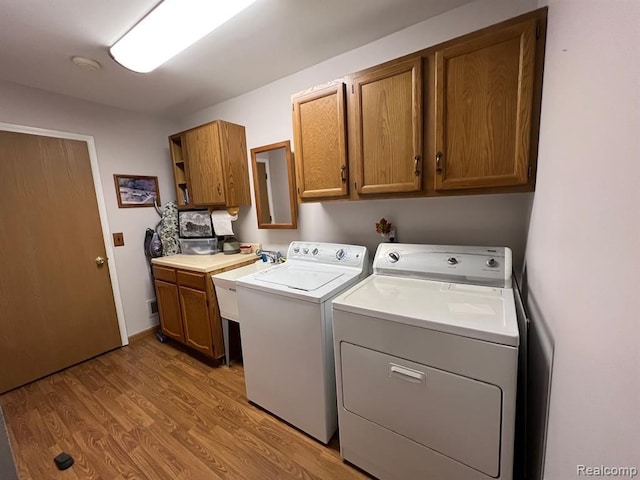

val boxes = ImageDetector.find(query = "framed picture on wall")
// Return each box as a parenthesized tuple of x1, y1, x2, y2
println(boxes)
(113, 174, 160, 208)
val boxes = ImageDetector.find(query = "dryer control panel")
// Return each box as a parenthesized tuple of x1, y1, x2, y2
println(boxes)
(287, 242, 368, 269)
(373, 244, 512, 288)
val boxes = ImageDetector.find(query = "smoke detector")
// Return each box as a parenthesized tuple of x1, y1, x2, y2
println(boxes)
(71, 56, 102, 72)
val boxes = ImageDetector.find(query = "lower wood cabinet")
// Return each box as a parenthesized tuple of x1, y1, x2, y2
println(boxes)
(179, 286, 213, 357)
(154, 280, 184, 342)
(152, 260, 254, 361)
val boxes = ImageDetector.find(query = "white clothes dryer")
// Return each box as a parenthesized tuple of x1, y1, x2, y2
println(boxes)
(332, 244, 519, 480)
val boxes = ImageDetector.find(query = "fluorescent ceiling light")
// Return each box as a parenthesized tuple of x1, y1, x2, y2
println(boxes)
(110, 0, 257, 73)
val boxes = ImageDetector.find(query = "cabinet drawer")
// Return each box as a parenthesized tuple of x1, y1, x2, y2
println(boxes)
(340, 342, 502, 477)
(177, 270, 207, 290)
(152, 266, 176, 283)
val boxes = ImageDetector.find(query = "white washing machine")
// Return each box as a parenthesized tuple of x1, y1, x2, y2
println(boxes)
(332, 244, 519, 480)
(237, 241, 368, 444)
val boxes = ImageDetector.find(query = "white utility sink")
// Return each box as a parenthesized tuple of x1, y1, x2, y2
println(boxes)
(212, 260, 277, 366)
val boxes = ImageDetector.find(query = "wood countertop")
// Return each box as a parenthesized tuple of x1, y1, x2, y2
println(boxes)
(151, 252, 259, 273)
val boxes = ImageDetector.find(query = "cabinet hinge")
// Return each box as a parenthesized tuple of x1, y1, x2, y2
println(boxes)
(354, 181, 357, 190)
(292, 103, 294, 111)
(351, 84, 354, 94)
(536, 22, 540, 39)
(297, 187, 300, 195)
(528, 165, 532, 178)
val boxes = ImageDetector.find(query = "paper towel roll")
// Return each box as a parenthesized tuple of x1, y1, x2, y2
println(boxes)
(211, 210, 236, 236)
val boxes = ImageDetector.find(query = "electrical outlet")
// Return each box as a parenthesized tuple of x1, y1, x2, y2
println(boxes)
(113, 232, 125, 247)
(147, 299, 158, 317)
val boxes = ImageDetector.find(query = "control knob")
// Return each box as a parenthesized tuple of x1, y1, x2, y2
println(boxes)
(293, 245, 300, 254)
(486, 258, 498, 268)
(336, 249, 346, 261)
(447, 257, 458, 265)
(303, 247, 309, 254)
(312, 248, 319, 256)
(388, 251, 400, 263)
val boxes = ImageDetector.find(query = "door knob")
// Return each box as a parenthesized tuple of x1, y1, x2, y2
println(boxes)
(95, 256, 106, 266)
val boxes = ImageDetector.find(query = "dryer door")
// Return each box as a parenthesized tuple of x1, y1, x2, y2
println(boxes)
(340, 342, 502, 477)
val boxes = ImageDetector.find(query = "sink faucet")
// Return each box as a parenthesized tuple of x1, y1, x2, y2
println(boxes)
(257, 249, 283, 263)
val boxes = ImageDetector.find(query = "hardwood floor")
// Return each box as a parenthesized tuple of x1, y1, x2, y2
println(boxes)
(0, 337, 370, 480)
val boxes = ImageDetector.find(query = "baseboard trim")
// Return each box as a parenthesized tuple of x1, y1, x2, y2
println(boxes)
(128, 325, 160, 343)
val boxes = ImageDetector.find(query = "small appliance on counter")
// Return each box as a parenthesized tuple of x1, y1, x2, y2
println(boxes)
(221, 236, 240, 255)
(178, 209, 218, 255)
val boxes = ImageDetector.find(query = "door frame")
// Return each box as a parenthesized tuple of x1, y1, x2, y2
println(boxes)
(0, 122, 128, 345)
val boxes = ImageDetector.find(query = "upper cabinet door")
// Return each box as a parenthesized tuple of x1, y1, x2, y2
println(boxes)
(434, 19, 537, 190)
(352, 57, 423, 195)
(292, 82, 348, 199)
(218, 122, 251, 208)
(184, 124, 226, 205)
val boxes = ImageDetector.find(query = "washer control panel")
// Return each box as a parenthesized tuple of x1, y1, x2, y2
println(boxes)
(287, 242, 367, 268)
(375, 244, 512, 288)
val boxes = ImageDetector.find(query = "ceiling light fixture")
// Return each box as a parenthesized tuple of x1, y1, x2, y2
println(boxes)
(109, 0, 257, 74)
(71, 56, 102, 72)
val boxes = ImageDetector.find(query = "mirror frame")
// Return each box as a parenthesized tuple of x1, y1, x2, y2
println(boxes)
(250, 140, 298, 229)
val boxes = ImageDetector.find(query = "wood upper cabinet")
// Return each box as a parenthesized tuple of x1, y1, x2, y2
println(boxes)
(434, 19, 538, 190)
(289, 9, 545, 202)
(351, 56, 423, 195)
(292, 82, 348, 199)
(154, 280, 184, 343)
(169, 120, 251, 208)
(184, 124, 225, 205)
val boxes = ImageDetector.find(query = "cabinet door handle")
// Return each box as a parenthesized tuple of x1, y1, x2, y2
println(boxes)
(217, 183, 222, 195)
(413, 155, 421, 176)
(340, 165, 347, 183)
(389, 363, 426, 384)
(436, 151, 443, 174)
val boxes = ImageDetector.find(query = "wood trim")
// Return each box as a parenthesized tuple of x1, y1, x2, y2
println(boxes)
(127, 325, 160, 343)
(250, 140, 298, 229)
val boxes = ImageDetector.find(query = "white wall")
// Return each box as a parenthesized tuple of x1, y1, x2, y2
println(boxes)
(525, 0, 640, 478)
(178, 0, 539, 268)
(0, 80, 178, 337)
(267, 147, 292, 224)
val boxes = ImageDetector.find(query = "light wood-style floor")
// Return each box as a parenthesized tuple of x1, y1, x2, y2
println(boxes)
(0, 336, 370, 479)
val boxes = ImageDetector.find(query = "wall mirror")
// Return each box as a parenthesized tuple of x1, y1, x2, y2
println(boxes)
(250, 140, 297, 229)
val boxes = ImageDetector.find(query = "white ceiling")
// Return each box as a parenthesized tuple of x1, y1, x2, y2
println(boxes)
(0, 0, 472, 119)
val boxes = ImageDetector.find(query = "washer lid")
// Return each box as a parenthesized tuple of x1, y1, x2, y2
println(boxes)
(333, 275, 519, 346)
(254, 266, 344, 291)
